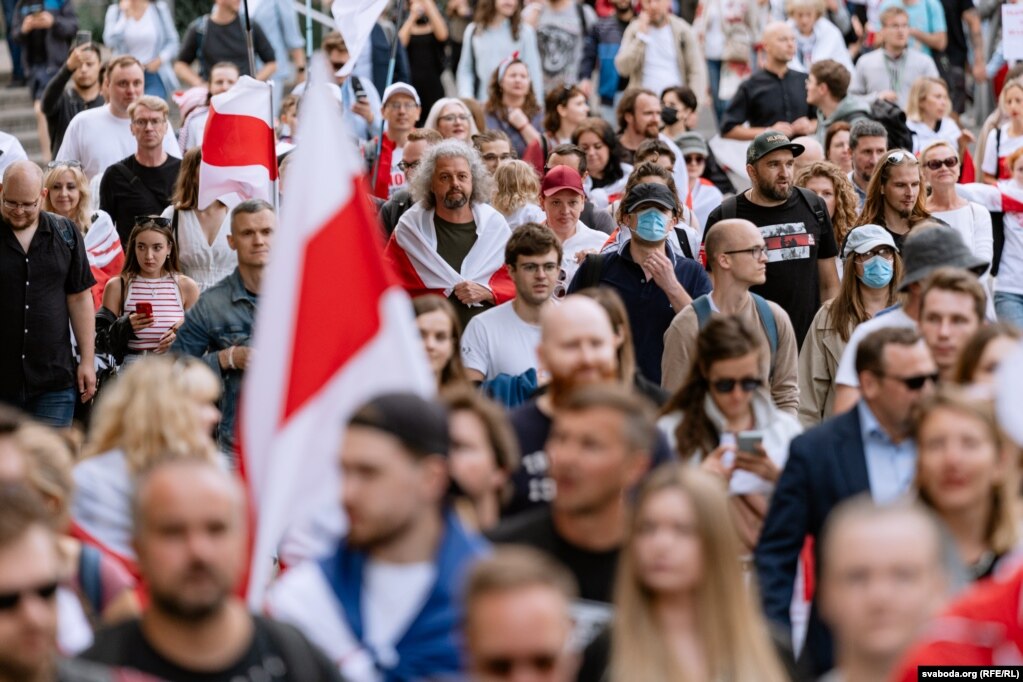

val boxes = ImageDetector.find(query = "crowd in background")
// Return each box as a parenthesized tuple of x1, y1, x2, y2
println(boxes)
(1, 0, 1023, 680)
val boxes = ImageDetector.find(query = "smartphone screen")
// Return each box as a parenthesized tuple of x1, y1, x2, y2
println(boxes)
(74, 30, 91, 47)
(135, 302, 153, 317)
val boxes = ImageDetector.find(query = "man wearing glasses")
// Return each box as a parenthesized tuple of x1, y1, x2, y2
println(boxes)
(98, 95, 181, 247)
(0, 161, 96, 427)
(662, 218, 800, 415)
(756, 325, 939, 677)
(368, 83, 422, 201)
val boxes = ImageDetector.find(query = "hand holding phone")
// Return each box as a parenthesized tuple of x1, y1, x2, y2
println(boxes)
(134, 302, 153, 318)
(736, 430, 765, 456)
(74, 30, 91, 47)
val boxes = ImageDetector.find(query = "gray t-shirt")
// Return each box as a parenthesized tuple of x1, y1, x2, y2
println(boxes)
(533, 2, 595, 92)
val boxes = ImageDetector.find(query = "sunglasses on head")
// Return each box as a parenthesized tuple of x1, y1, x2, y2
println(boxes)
(710, 377, 762, 394)
(885, 150, 919, 165)
(45, 160, 82, 170)
(134, 215, 171, 228)
(0, 581, 58, 612)
(924, 157, 958, 170)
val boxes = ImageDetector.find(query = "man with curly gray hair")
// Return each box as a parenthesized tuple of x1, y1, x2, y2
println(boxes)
(385, 140, 515, 328)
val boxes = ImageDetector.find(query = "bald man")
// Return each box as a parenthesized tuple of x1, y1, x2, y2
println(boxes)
(503, 295, 674, 515)
(721, 22, 817, 141)
(793, 136, 825, 176)
(0, 161, 96, 426)
(82, 458, 341, 681)
(662, 218, 799, 411)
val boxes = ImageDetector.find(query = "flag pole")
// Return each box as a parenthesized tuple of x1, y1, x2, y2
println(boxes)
(242, 0, 258, 78)
(369, 0, 404, 191)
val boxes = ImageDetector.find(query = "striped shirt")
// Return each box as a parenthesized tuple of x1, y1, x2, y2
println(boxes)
(124, 275, 184, 353)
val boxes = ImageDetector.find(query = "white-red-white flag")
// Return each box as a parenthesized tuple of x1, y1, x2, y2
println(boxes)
(198, 76, 277, 210)
(238, 56, 435, 607)
(332, 0, 388, 78)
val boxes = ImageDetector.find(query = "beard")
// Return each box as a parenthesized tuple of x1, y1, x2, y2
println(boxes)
(149, 562, 230, 622)
(755, 175, 791, 202)
(442, 190, 468, 209)
(547, 362, 618, 406)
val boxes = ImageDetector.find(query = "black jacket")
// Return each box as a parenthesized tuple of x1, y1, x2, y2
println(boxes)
(40, 64, 103, 153)
(10, 0, 76, 71)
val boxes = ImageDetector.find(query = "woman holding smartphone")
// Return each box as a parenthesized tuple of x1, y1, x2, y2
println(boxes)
(96, 217, 199, 365)
(658, 316, 802, 551)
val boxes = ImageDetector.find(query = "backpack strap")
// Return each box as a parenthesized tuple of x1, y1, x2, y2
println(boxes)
(751, 293, 778, 378)
(52, 215, 77, 251)
(78, 543, 104, 617)
(691, 294, 713, 328)
(794, 186, 827, 230)
(674, 228, 694, 259)
(171, 208, 180, 245)
(254, 615, 323, 680)
(720, 194, 738, 221)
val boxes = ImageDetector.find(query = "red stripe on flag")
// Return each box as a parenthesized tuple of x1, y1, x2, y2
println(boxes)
(282, 179, 392, 420)
(203, 109, 278, 179)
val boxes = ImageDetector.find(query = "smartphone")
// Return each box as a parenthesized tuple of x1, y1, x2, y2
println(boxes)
(74, 30, 91, 47)
(351, 76, 368, 102)
(135, 302, 153, 317)
(24, 3, 43, 14)
(737, 430, 765, 456)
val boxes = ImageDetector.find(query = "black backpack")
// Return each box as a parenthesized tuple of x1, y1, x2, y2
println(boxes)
(868, 99, 915, 153)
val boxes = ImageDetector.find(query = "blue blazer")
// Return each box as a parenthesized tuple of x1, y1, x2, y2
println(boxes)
(754, 406, 869, 677)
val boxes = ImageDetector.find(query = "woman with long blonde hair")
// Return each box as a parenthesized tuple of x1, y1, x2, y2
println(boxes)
(71, 356, 221, 561)
(603, 465, 789, 682)
(42, 161, 122, 309)
(492, 160, 545, 229)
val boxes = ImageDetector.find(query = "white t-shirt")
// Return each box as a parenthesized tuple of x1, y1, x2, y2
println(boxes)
(387, 145, 406, 199)
(56, 105, 182, 180)
(642, 24, 680, 92)
(504, 203, 547, 230)
(834, 306, 917, 387)
(363, 560, 435, 670)
(121, 4, 161, 64)
(982, 123, 1023, 178)
(909, 117, 962, 155)
(0, 131, 28, 175)
(461, 301, 541, 380)
(561, 221, 610, 285)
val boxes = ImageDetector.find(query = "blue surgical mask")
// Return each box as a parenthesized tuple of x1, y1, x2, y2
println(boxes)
(635, 208, 669, 242)
(858, 255, 894, 289)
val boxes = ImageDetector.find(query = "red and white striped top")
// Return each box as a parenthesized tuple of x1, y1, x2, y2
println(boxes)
(124, 275, 184, 353)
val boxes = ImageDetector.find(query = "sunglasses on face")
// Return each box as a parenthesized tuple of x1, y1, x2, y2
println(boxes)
(397, 159, 420, 173)
(0, 581, 58, 612)
(879, 372, 939, 390)
(710, 377, 762, 394)
(684, 155, 706, 164)
(134, 215, 171, 228)
(924, 157, 958, 170)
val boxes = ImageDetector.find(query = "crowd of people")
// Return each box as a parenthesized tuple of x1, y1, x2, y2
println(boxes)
(1, 0, 1023, 679)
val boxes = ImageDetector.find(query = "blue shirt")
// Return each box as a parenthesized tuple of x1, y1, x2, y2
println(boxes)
(567, 241, 712, 384)
(171, 268, 257, 456)
(858, 401, 917, 504)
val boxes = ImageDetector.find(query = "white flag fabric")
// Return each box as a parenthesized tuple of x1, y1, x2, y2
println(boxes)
(332, 0, 389, 78)
(198, 76, 277, 210)
(238, 55, 434, 607)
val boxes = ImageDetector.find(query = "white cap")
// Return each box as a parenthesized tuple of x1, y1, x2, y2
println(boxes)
(382, 82, 420, 107)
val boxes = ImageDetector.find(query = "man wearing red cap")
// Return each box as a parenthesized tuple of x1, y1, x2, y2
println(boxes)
(539, 166, 609, 289)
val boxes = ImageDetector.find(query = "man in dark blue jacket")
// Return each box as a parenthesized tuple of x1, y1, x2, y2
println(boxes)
(754, 326, 938, 677)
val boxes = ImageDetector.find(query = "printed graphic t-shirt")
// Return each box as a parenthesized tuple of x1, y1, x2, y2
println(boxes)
(706, 190, 838, 346)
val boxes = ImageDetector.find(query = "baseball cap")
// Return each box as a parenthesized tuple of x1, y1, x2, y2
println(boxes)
(382, 82, 421, 107)
(899, 224, 989, 291)
(676, 132, 709, 158)
(747, 130, 805, 165)
(842, 224, 898, 260)
(541, 166, 585, 197)
(622, 183, 678, 213)
(348, 393, 449, 456)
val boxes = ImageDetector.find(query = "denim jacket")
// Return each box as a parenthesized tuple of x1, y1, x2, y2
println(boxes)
(171, 268, 255, 455)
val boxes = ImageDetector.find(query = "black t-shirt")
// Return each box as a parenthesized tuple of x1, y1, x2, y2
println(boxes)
(705, 190, 838, 347)
(720, 69, 817, 135)
(489, 506, 619, 604)
(940, 0, 974, 67)
(505, 398, 675, 516)
(81, 616, 342, 682)
(99, 155, 181, 248)
(0, 212, 94, 400)
(178, 14, 276, 79)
